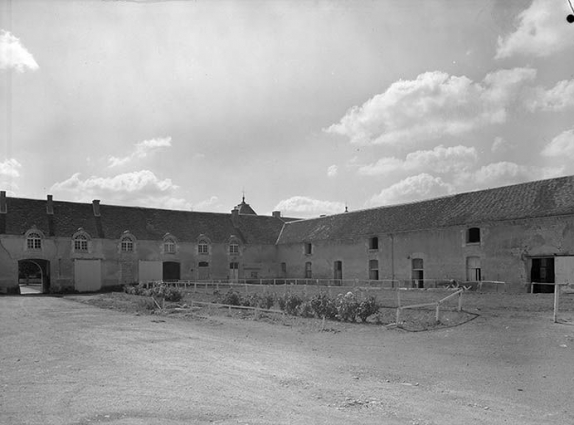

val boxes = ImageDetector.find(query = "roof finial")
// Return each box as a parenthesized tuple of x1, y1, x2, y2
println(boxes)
(345, 203, 348, 213)
(242, 187, 245, 203)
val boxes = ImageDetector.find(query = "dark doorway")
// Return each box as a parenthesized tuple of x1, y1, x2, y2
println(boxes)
(531, 257, 555, 293)
(334, 261, 343, 280)
(163, 261, 180, 282)
(18, 259, 50, 294)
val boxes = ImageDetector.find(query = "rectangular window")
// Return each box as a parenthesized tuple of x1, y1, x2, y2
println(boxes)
(229, 262, 239, 270)
(369, 237, 379, 250)
(369, 259, 379, 280)
(164, 242, 175, 254)
(229, 243, 239, 254)
(412, 258, 424, 289)
(27, 239, 41, 250)
(121, 240, 133, 252)
(305, 262, 312, 279)
(74, 239, 88, 251)
(467, 227, 481, 244)
(305, 243, 313, 255)
(198, 243, 208, 254)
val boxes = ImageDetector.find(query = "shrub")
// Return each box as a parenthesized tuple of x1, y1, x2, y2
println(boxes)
(357, 296, 380, 322)
(279, 292, 304, 316)
(297, 301, 315, 318)
(222, 290, 242, 306)
(258, 293, 275, 310)
(310, 292, 337, 319)
(336, 292, 359, 322)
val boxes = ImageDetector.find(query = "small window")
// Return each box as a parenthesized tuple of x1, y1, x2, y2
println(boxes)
(369, 259, 379, 280)
(198, 240, 209, 255)
(369, 237, 379, 250)
(121, 236, 134, 252)
(74, 234, 88, 252)
(412, 258, 424, 289)
(467, 227, 481, 244)
(164, 238, 176, 254)
(27, 232, 42, 250)
(281, 262, 287, 273)
(305, 243, 313, 255)
(229, 262, 239, 270)
(229, 242, 239, 255)
(305, 262, 312, 279)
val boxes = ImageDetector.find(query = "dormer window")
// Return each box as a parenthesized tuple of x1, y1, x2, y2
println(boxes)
(120, 232, 135, 252)
(229, 241, 239, 255)
(467, 227, 481, 244)
(27, 232, 42, 250)
(198, 239, 209, 255)
(72, 229, 91, 253)
(163, 234, 177, 254)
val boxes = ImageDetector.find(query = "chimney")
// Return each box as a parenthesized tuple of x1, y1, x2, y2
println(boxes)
(0, 191, 6, 214)
(272, 211, 281, 218)
(231, 207, 239, 226)
(92, 199, 101, 217)
(46, 195, 54, 215)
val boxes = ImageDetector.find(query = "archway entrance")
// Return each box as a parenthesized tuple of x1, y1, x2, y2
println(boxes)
(18, 259, 50, 294)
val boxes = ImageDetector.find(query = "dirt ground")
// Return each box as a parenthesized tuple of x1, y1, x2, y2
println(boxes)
(1, 291, 573, 425)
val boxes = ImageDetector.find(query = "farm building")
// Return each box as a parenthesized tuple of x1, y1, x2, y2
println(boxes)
(1, 175, 574, 294)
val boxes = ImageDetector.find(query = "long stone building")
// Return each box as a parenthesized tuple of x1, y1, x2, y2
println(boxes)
(2, 175, 574, 294)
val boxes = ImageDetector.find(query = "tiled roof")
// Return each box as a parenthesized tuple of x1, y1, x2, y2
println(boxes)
(1, 197, 288, 244)
(277, 175, 574, 244)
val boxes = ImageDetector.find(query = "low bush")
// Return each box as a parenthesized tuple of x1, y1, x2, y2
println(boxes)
(357, 296, 380, 322)
(278, 292, 304, 316)
(221, 290, 242, 306)
(310, 292, 337, 319)
(297, 300, 314, 318)
(336, 292, 359, 322)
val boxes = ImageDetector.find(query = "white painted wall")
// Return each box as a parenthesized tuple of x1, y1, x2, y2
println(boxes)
(74, 260, 102, 292)
(138, 260, 162, 283)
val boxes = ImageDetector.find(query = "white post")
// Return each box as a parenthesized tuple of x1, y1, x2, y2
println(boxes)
(458, 290, 463, 312)
(435, 302, 440, 323)
(554, 283, 560, 323)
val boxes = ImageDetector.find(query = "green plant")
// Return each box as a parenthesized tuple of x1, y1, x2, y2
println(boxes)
(357, 296, 380, 322)
(336, 292, 359, 322)
(310, 292, 337, 319)
(222, 290, 242, 306)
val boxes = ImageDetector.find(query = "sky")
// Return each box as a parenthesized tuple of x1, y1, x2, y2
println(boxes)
(1, 0, 574, 218)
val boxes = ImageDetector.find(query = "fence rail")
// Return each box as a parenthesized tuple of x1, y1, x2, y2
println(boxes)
(395, 289, 464, 327)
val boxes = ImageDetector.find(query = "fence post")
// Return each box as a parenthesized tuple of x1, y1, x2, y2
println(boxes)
(194, 282, 197, 293)
(435, 302, 440, 323)
(396, 307, 401, 326)
(554, 284, 560, 323)
(458, 290, 463, 312)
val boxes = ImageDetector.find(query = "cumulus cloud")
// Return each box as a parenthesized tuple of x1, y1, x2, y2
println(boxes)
(108, 136, 172, 168)
(0, 30, 39, 72)
(541, 129, 574, 159)
(274, 196, 345, 217)
(526, 78, 574, 112)
(367, 173, 455, 207)
(326, 68, 536, 146)
(327, 165, 338, 178)
(194, 196, 220, 211)
(0, 158, 21, 178)
(50, 170, 194, 210)
(491, 137, 514, 154)
(358, 145, 477, 176)
(470, 161, 564, 187)
(496, 0, 573, 59)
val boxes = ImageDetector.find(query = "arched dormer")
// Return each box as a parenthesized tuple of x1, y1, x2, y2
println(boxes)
(197, 234, 211, 255)
(228, 235, 240, 256)
(24, 226, 44, 251)
(72, 228, 91, 253)
(119, 231, 136, 253)
(162, 233, 177, 254)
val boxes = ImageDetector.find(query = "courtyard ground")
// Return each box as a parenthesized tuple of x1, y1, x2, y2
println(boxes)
(1, 291, 573, 425)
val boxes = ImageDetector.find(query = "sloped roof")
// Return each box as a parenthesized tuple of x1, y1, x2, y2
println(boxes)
(235, 197, 257, 215)
(277, 175, 574, 244)
(1, 197, 287, 244)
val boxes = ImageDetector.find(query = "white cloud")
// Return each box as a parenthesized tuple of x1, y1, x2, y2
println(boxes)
(194, 196, 220, 211)
(0, 30, 39, 72)
(541, 129, 574, 158)
(327, 165, 338, 178)
(471, 161, 564, 186)
(358, 145, 478, 176)
(526, 78, 574, 111)
(326, 68, 536, 146)
(491, 137, 514, 154)
(0, 158, 21, 178)
(367, 173, 455, 207)
(108, 136, 172, 168)
(274, 196, 345, 217)
(496, 0, 573, 59)
(50, 170, 193, 210)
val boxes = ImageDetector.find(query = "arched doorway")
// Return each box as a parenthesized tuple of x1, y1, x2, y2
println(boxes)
(163, 261, 181, 282)
(18, 259, 50, 294)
